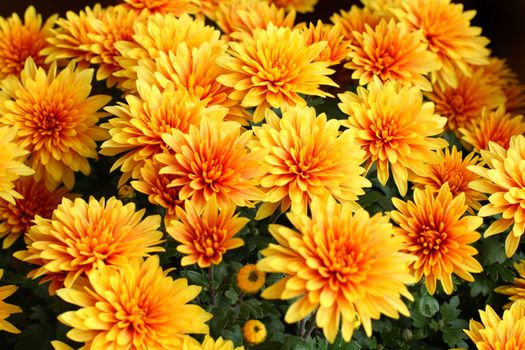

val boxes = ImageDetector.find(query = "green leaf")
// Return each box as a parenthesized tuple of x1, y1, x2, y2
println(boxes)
(418, 295, 440, 318)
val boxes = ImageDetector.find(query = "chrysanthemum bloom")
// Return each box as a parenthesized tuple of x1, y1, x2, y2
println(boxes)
(117, 184, 135, 200)
(236, 264, 266, 294)
(495, 260, 525, 309)
(101, 83, 214, 185)
(469, 135, 525, 257)
(346, 19, 440, 91)
(268, 0, 317, 13)
(339, 78, 448, 196)
(217, 23, 337, 122)
(390, 185, 483, 295)
(215, 0, 295, 40)
(392, 0, 490, 89)
(459, 105, 525, 152)
(14, 196, 164, 291)
(258, 198, 414, 342)
(465, 301, 525, 349)
(0, 269, 22, 334)
(0, 176, 69, 249)
(122, 0, 200, 15)
(0, 59, 110, 191)
(157, 118, 265, 211)
(330, 6, 382, 43)
(250, 105, 370, 218)
(166, 198, 247, 267)
(411, 146, 486, 213)
(301, 21, 350, 66)
(242, 320, 267, 345)
(0, 6, 56, 80)
(115, 13, 226, 91)
(481, 58, 525, 115)
(183, 335, 244, 350)
(57, 255, 212, 349)
(0, 126, 33, 205)
(136, 43, 249, 124)
(426, 67, 506, 132)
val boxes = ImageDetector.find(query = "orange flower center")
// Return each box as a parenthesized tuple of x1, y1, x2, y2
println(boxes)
(373, 52, 395, 75)
(318, 239, 365, 288)
(450, 95, 464, 114)
(444, 169, 465, 194)
(418, 224, 448, 255)
(194, 226, 226, 258)
(115, 294, 150, 334)
(287, 152, 318, 179)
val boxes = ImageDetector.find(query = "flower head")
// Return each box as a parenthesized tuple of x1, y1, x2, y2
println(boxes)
(393, 0, 490, 88)
(0, 6, 56, 80)
(250, 105, 370, 218)
(157, 118, 265, 211)
(14, 196, 164, 292)
(459, 105, 525, 151)
(122, 0, 200, 15)
(391, 185, 483, 294)
(339, 78, 448, 196)
(0, 176, 69, 249)
(183, 335, 244, 350)
(0, 126, 33, 205)
(166, 198, 247, 268)
(301, 21, 350, 66)
(465, 301, 525, 349)
(237, 264, 266, 294)
(217, 23, 337, 122)
(411, 146, 486, 212)
(258, 198, 414, 342)
(243, 320, 267, 345)
(0, 269, 22, 334)
(57, 255, 212, 349)
(469, 135, 525, 257)
(495, 260, 525, 309)
(346, 19, 440, 90)
(330, 6, 382, 43)
(0, 59, 110, 190)
(268, 0, 317, 13)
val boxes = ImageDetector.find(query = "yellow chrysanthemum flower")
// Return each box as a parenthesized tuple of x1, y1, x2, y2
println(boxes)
(393, 0, 490, 88)
(217, 23, 337, 122)
(346, 19, 440, 91)
(242, 320, 267, 345)
(166, 198, 247, 268)
(183, 335, 244, 350)
(390, 185, 483, 295)
(250, 105, 370, 219)
(236, 264, 266, 294)
(495, 260, 525, 309)
(465, 301, 525, 349)
(411, 146, 486, 213)
(258, 198, 414, 343)
(0, 126, 33, 205)
(122, 0, 200, 15)
(268, 0, 317, 13)
(57, 255, 212, 349)
(459, 105, 525, 152)
(301, 21, 350, 66)
(0, 269, 22, 334)
(0, 176, 69, 249)
(469, 135, 525, 257)
(0, 6, 56, 80)
(330, 6, 382, 43)
(0, 59, 110, 191)
(339, 78, 448, 196)
(14, 196, 164, 293)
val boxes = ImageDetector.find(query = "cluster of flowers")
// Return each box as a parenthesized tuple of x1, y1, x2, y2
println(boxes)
(0, 0, 525, 348)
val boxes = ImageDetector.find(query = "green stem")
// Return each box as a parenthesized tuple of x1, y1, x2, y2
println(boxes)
(302, 316, 317, 339)
(208, 265, 217, 306)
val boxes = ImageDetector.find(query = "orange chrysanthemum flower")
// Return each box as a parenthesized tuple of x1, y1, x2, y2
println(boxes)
(301, 20, 350, 66)
(258, 198, 414, 342)
(495, 260, 525, 309)
(393, 0, 490, 88)
(0, 269, 22, 334)
(268, 0, 317, 13)
(215, 0, 295, 40)
(465, 301, 525, 349)
(0, 126, 33, 205)
(346, 19, 440, 90)
(136, 43, 249, 124)
(14, 196, 164, 292)
(469, 135, 525, 257)
(0, 59, 110, 191)
(426, 67, 506, 132)
(57, 255, 212, 349)
(459, 105, 525, 152)
(101, 83, 214, 185)
(411, 146, 486, 212)
(250, 105, 370, 219)
(183, 335, 244, 350)
(0, 176, 69, 249)
(242, 320, 267, 345)
(0, 6, 56, 80)
(157, 118, 265, 211)
(339, 78, 448, 196)
(237, 264, 266, 294)
(217, 23, 337, 122)
(330, 6, 382, 43)
(122, 0, 200, 15)
(167, 198, 247, 267)
(390, 185, 483, 295)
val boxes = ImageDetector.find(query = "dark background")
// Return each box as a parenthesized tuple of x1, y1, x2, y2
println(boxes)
(2, 0, 524, 81)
